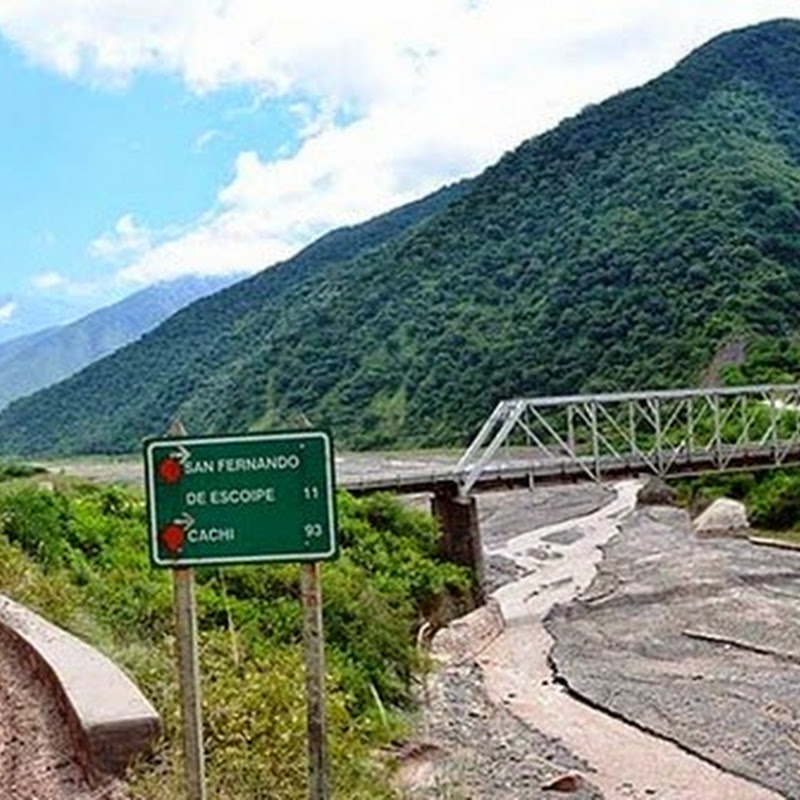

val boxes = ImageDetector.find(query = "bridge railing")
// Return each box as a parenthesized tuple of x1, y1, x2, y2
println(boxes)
(457, 384, 800, 493)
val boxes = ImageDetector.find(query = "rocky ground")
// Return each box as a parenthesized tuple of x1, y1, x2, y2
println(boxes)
(479, 485, 613, 594)
(399, 485, 611, 799)
(399, 659, 601, 799)
(547, 505, 800, 799)
(400, 483, 789, 800)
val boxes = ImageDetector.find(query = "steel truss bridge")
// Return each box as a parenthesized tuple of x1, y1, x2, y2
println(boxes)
(343, 383, 800, 496)
(340, 382, 800, 601)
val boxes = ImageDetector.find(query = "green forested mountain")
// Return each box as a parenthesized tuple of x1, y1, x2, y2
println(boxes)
(3, 19, 800, 455)
(0, 276, 236, 411)
(0, 181, 467, 453)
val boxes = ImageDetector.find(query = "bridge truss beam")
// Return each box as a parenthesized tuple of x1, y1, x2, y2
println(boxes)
(456, 384, 800, 494)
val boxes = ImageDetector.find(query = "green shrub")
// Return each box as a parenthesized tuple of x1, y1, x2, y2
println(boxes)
(747, 471, 800, 529)
(678, 468, 800, 530)
(0, 485, 71, 567)
(0, 479, 469, 798)
(0, 461, 45, 481)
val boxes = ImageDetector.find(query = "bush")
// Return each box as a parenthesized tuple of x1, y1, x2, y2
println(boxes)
(678, 469, 800, 531)
(0, 480, 470, 798)
(0, 461, 45, 482)
(0, 485, 71, 567)
(747, 471, 800, 529)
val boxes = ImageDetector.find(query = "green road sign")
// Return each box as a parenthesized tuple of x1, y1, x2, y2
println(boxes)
(144, 430, 337, 567)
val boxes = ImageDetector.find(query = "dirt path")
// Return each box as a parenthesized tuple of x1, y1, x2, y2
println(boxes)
(479, 480, 781, 799)
(0, 641, 123, 799)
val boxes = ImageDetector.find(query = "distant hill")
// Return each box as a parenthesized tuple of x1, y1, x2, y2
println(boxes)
(0, 276, 237, 410)
(0, 291, 91, 345)
(0, 182, 468, 453)
(3, 19, 800, 455)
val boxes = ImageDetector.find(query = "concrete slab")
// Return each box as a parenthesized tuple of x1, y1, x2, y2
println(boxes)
(0, 594, 160, 776)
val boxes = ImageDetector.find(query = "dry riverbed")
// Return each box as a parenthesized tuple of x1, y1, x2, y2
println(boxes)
(547, 503, 800, 799)
(402, 483, 792, 799)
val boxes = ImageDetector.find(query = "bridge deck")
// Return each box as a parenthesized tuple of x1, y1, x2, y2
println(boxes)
(341, 442, 800, 496)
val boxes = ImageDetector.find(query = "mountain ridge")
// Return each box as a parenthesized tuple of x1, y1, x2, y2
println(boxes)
(0, 180, 469, 452)
(2, 19, 800, 455)
(0, 275, 238, 410)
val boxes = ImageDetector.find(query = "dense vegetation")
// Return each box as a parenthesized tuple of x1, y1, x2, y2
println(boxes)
(3, 20, 800, 455)
(0, 473, 470, 798)
(719, 334, 800, 386)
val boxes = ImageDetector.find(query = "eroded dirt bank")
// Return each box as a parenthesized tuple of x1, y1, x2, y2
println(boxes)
(0, 637, 125, 799)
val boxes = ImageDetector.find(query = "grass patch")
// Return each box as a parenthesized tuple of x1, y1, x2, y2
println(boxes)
(0, 480, 470, 798)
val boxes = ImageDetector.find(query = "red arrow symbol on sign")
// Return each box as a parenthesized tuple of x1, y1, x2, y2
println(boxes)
(160, 514, 195, 554)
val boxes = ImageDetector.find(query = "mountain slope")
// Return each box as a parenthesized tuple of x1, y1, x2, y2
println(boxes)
(0, 276, 237, 410)
(0, 181, 468, 453)
(0, 292, 90, 346)
(2, 19, 800, 455)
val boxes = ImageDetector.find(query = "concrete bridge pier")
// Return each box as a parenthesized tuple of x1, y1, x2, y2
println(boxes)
(431, 485, 486, 606)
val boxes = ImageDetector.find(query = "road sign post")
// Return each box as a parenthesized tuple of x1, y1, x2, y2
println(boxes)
(162, 420, 206, 800)
(174, 565, 206, 800)
(144, 428, 337, 799)
(302, 562, 329, 800)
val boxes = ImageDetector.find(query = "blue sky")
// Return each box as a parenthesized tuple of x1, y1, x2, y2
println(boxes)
(0, 1, 799, 341)
(0, 43, 294, 287)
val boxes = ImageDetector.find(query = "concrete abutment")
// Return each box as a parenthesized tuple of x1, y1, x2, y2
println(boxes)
(0, 594, 161, 778)
(431, 486, 486, 606)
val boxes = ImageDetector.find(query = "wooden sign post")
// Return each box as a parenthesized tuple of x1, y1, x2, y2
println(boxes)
(166, 420, 207, 800)
(144, 426, 338, 800)
(302, 562, 329, 800)
(173, 566, 207, 800)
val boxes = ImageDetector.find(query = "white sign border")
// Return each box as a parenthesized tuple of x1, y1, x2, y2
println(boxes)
(144, 430, 337, 567)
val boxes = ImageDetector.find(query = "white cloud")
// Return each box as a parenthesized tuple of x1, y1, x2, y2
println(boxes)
(90, 214, 152, 261)
(0, 301, 17, 323)
(2, 1, 795, 99)
(3, 1, 800, 285)
(117, 209, 296, 283)
(89, 206, 294, 284)
(0, 0, 465, 96)
(193, 128, 221, 153)
(31, 271, 66, 290)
